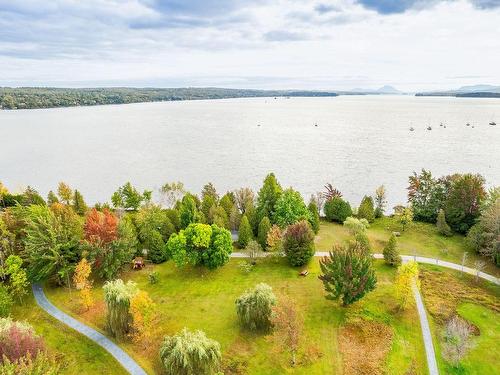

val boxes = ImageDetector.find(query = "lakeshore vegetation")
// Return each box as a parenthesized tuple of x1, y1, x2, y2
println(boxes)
(0, 170, 498, 374)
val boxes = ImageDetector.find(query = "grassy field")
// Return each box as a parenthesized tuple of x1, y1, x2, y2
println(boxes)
(10, 294, 127, 375)
(419, 265, 500, 374)
(316, 216, 499, 276)
(45, 258, 426, 374)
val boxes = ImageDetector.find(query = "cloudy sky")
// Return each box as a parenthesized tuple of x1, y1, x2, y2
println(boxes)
(1, 0, 499, 91)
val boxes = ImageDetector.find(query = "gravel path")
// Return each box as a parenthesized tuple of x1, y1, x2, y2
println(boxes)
(32, 284, 147, 375)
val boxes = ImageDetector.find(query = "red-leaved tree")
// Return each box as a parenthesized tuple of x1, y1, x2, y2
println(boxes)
(0, 321, 46, 362)
(84, 208, 118, 245)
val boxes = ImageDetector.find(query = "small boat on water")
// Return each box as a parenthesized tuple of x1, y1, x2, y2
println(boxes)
(490, 121, 497, 126)
(427, 126, 432, 131)
(466, 123, 470, 126)
(314, 123, 318, 127)
(409, 127, 414, 131)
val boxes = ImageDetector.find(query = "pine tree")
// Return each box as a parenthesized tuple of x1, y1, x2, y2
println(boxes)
(73, 190, 88, 215)
(308, 201, 320, 234)
(47, 190, 59, 205)
(238, 215, 252, 248)
(357, 196, 375, 223)
(436, 209, 452, 237)
(257, 216, 271, 249)
(383, 234, 401, 266)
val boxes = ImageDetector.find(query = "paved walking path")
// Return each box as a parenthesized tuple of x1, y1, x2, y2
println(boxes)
(32, 284, 147, 375)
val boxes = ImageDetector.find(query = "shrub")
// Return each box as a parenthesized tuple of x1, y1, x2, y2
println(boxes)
(0, 318, 45, 362)
(308, 201, 320, 234)
(0, 285, 13, 317)
(442, 316, 473, 367)
(324, 197, 352, 223)
(266, 225, 283, 253)
(436, 209, 452, 237)
(271, 297, 302, 367)
(238, 215, 252, 248)
(354, 232, 371, 254)
(148, 271, 159, 284)
(357, 196, 375, 223)
(319, 242, 376, 306)
(257, 216, 272, 249)
(273, 188, 311, 228)
(159, 328, 221, 375)
(0, 351, 59, 375)
(244, 240, 263, 264)
(383, 234, 401, 266)
(282, 220, 315, 266)
(103, 279, 137, 340)
(343, 217, 369, 235)
(235, 283, 276, 331)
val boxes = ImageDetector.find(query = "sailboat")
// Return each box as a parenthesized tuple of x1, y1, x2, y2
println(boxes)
(489, 121, 497, 126)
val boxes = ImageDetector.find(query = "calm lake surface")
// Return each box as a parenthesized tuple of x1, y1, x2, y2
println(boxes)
(1, 95, 499, 209)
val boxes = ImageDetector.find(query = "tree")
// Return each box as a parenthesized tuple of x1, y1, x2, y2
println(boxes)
(103, 279, 137, 340)
(73, 258, 93, 310)
(4, 255, 29, 303)
(273, 188, 311, 228)
(466, 199, 499, 265)
(111, 182, 151, 210)
(0, 318, 46, 362)
(322, 183, 342, 201)
(235, 283, 276, 331)
(229, 204, 241, 231)
(436, 209, 452, 237)
(395, 206, 413, 231)
(72, 190, 87, 215)
(256, 173, 282, 224)
(442, 316, 473, 367)
(0, 285, 13, 317)
(266, 225, 283, 253)
(357, 196, 375, 223)
(219, 192, 235, 217)
(201, 182, 219, 202)
(166, 223, 232, 269)
(238, 215, 252, 248)
(383, 234, 401, 266)
(201, 194, 217, 223)
(283, 220, 315, 266)
(22, 205, 81, 285)
(22, 186, 46, 206)
(343, 217, 369, 235)
(444, 173, 486, 234)
(47, 191, 59, 206)
(407, 170, 449, 223)
(324, 197, 352, 223)
(394, 261, 419, 310)
(308, 200, 320, 234)
(234, 187, 255, 214)
(84, 208, 118, 244)
(159, 328, 221, 375)
(136, 206, 175, 263)
(57, 182, 73, 204)
(271, 297, 302, 367)
(257, 216, 272, 248)
(374, 185, 387, 218)
(244, 240, 263, 264)
(160, 181, 185, 208)
(319, 242, 376, 306)
(179, 194, 199, 228)
(129, 290, 157, 348)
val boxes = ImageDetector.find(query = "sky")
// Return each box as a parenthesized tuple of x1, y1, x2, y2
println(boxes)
(1, 0, 500, 91)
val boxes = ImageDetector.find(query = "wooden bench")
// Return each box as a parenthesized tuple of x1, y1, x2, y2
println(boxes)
(300, 270, 309, 276)
(132, 257, 145, 270)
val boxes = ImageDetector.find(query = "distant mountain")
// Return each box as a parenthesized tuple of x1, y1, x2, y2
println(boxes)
(416, 84, 500, 97)
(345, 85, 402, 95)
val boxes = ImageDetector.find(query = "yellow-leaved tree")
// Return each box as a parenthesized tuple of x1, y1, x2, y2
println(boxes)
(73, 258, 93, 310)
(130, 290, 157, 347)
(394, 261, 419, 310)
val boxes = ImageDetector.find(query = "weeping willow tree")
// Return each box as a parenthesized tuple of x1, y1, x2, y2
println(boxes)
(103, 279, 137, 340)
(159, 328, 221, 375)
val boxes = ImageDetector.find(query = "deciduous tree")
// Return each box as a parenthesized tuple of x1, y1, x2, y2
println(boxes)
(236, 283, 276, 331)
(103, 279, 137, 340)
(271, 297, 302, 367)
(283, 220, 315, 266)
(383, 234, 401, 266)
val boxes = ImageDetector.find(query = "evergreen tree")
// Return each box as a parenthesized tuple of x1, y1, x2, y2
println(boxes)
(47, 190, 59, 205)
(72, 190, 88, 215)
(324, 197, 352, 223)
(357, 196, 375, 223)
(256, 173, 282, 224)
(282, 220, 315, 266)
(308, 201, 320, 234)
(257, 216, 271, 249)
(436, 209, 452, 236)
(383, 234, 401, 266)
(180, 194, 198, 228)
(374, 185, 387, 218)
(319, 242, 376, 306)
(238, 215, 252, 248)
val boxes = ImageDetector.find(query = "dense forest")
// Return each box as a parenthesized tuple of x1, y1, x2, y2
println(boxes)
(0, 87, 338, 110)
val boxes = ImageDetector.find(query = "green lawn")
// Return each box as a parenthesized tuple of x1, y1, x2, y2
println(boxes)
(316, 217, 499, 276)
(10, 294, 127, 375)
(419, 265, 500, 374)
(45, 258, 426, 374)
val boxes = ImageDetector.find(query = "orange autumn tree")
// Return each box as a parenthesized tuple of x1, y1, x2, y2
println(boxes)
(73, 258, 93, 310)
(129, 290, 157, 348)
(84, 208, 118, 245)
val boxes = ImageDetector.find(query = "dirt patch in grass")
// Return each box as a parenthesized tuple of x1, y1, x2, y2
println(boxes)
(420, 269, 500, 323)
(338, 318, 393, 375)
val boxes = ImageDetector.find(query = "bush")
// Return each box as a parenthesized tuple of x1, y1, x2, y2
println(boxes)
(383, 234, 401, 266)
(324, 197, 352, 223)
(235, 283, 276, 331)
(0, 351, 59, 375)
(159, 328, 221, 375)
(357, 196, 375, 223)
(282, 220, 315, 266)
(442, 316, 473, 367)
(103, 279, 137, 340)
(465, 199, 499, 265)
(343, 217, 369, 235)
(436, 209, 452, 237)
(0, 285, 13, 317)
(238, 215, 252, 248)
(0, 318, 45, 362)
(319, 243, 376, 306)
(148, 271, 159, 285)
(308, 201, 320, 234)
(244, 240, 262, 264)
(257, 216, 271, 249)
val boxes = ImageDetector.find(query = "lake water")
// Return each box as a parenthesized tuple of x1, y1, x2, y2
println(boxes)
(1, 95, 499, 210)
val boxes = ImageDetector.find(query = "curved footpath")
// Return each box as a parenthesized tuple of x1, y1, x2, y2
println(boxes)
(32, 254, 497, 375)
(32, 284, 147, 375)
